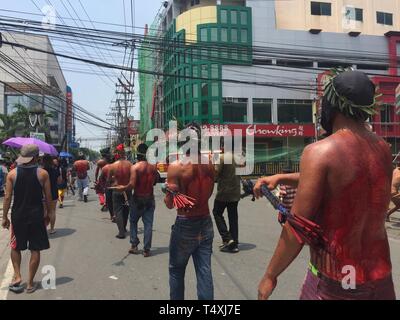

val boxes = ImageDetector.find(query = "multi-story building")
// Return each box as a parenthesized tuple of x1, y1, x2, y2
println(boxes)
(0, 31, 68, 147)
(139, 0, 400, 174)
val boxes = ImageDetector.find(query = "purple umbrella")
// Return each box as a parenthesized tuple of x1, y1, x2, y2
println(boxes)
(2, 137, 58, 156)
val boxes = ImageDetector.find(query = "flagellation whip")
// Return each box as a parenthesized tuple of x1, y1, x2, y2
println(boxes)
(241, 179, 329, 252)
(161, 184, 196, 210)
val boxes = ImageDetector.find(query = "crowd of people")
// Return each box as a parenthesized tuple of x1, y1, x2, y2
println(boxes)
(1, 69, 400, 300)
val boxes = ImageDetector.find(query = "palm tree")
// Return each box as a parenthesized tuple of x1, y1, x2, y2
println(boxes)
(0, 113, 17, 142)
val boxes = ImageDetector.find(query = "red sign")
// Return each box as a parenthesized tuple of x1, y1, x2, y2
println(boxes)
(201, 124, 315, 138)
(128, 119, 140, 135)
(66, 87, 73, 132)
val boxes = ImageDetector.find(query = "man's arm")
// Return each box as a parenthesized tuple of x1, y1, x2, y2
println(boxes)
(254, 173, 300, 198)
(164, 162, 180, 209)
(2, 171, 15, 229)
(258, 144, 327, 299)
(95, 164, 100, 181)
(41, 170, 52, 218)
(113, 165, 137, 192)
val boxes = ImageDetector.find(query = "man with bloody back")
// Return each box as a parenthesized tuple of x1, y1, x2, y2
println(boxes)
(108, 144, 132, 239)
(164, 122, 215, 300)
(254, 70, 395, 300)
(113, 143, 158, 257)
(73, 154, 90, 203)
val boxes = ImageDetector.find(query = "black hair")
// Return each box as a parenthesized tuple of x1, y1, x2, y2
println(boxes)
(137, 143, 148, 161)
(42, 154, 53, 170)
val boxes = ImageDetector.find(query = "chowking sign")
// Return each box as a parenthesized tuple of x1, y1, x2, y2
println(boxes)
(396, 84, 400, 115)
(202, 124, 315, 137)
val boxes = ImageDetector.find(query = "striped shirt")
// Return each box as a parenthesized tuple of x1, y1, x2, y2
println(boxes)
(279, 184, 297, 212)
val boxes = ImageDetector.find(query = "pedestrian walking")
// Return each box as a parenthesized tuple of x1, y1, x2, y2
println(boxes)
(42, 155, 60, 234)
(56, 158, 68, 209)
(0, 155, 8, 197)
(212, 149, 241, 253)
(112, 143, 158, 257)
(73, 154, 90, 202)
(164, 122, 215, 300)
(1, 144, 52, 294)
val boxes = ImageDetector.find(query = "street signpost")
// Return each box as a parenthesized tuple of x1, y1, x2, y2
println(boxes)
(30, 132, 46, 141)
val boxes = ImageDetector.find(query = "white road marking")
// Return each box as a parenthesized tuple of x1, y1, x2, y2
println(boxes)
(0, 259, 13, 300)
(109, 275, 118, 280)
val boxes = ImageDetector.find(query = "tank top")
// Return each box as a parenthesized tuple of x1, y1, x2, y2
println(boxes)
(11, 165, 44, 222)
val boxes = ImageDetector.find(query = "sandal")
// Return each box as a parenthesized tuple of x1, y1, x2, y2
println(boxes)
(26, 284, 38, 294)
(9, 281, 24, 294)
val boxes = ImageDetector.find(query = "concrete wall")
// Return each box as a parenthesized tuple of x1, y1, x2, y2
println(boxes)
(275, 0, 400, 36)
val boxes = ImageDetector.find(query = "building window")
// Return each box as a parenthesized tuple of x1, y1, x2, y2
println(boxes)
(253, 99, 272, 123)
(200, 28, 208, 42)
(211, 83, 219, 97)
(377, 11, 393, 26)
(231, 11, 237, 24)
(231, 28, 238, 42)
(202, 101, 209, 116)
(311, 2, 331, 16)
(212, 101, 219, 116)
(193, 102, 199, 116)
(191, 0, 200, 6)
(211, 27, 218, 42)
(221, 9, 228, 24)
(241, 29, 248, 43)
(221, 28, 228, 42)
(345, 7, 363, 22)
(222, 98, 248, 123)
(277, 99, 313, 124)
(240, 11, 247, 25)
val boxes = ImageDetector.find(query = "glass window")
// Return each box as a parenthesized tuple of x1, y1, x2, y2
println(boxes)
(193, 65, 199, 78)
(231, 28, 238, 42)
(240, 11, 247, 25)
(211, 28, 218, 42)
(193, 83, 199, 98)
(201, 65, 208, 78)
(201, 83, 209, 97)
(355, 8, 363, 22)
(200, 28, 208, 42)
(211, 64, 219, 79)
(377, 12, 393, 25)
(222, 98, 248, 123)
(193, 102, 199, 116)
(241, 29, 248, 43)
(185, 103, 190, 118)
(221, 28, 228, 42)
(253, 99, 272, 123)
(277, 99, 313, 123)
(231, 11, 237, 24)
(212, 101, 219, 116)
(311, 2, 331, 16)
(231, 48, 238, 61)
(221, 9, 228, 23)
(202, 101, 209, 116)
(211, 83, 219, 97)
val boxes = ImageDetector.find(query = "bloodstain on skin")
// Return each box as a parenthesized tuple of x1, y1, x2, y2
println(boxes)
(113, 160, 132, 186)
(311, 130, 392, 284)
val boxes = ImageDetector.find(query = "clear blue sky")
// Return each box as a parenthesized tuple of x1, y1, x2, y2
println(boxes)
(0, 0, 162, 150)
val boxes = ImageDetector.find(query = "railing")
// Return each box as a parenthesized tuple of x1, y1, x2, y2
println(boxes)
(252, 161, 300, 176)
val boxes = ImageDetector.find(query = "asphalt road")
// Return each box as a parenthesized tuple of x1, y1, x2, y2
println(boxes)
(0, 181, 399, 300)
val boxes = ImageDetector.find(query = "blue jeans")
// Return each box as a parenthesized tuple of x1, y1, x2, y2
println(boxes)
(169, 215, 214, 300)
(130, 196, 155, 251)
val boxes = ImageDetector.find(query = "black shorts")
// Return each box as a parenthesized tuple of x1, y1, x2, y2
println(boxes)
(13, 219, 50, 251)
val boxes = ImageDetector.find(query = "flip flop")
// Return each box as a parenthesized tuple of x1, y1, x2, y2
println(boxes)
(26, 284, 38, 294)
(9, 282, 24, 294)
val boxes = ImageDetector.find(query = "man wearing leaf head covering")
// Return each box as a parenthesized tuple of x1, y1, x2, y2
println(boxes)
(254, 69, 395, 300)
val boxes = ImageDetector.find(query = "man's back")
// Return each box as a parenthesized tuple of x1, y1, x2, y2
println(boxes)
(74, 160, 89, 179)
(312, 129, 392, 283)
(133, 161, 157, 197)
(169, 155, 215, 217)
(111, 160, 131, 186)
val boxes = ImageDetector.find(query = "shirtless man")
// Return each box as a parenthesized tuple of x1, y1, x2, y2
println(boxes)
(99, 160, 115, 221)
(108, 145, 132, 239)
(164, 122, 215, 300)
(73, 154, 90, 202)
(254, 70, 395, 300)
(94, 157, 109, 211)
(113, 144, 158, 257)
(387, 162, 400, 222)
